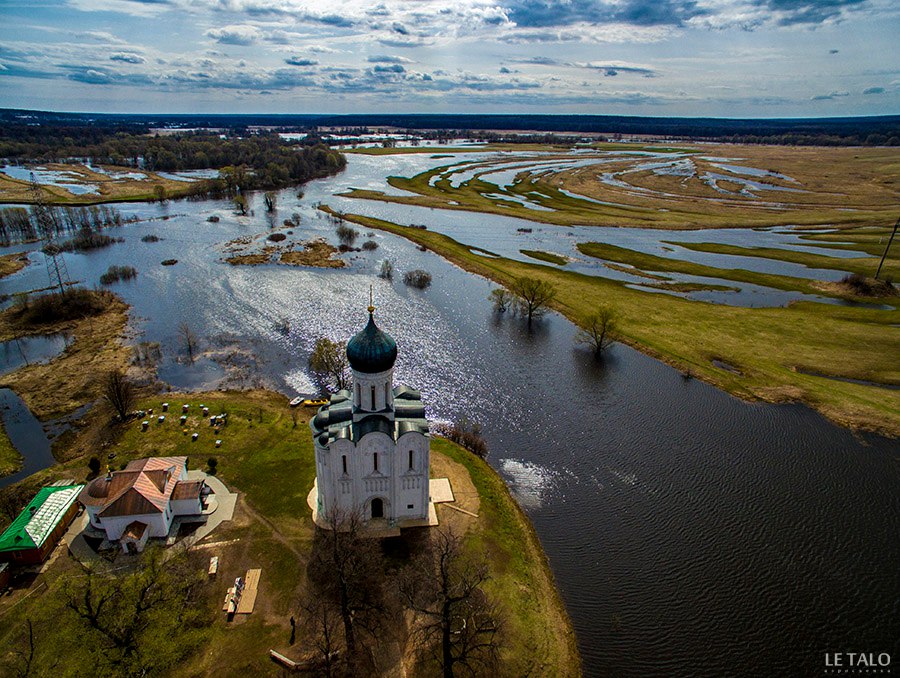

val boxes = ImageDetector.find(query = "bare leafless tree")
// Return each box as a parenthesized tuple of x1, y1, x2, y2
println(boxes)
(489, 288, 512, 312)
(308, 508, 387, 673)
(399, 528, 501, 678)
(103, 369, 134, 421)
(298, 593, 343, 677)
(575, 305, 619, 357)
(510, 277, 556, 326)
(178, 323, 198, 364)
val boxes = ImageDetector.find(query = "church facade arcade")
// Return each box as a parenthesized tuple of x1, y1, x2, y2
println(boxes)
(310, 307, 432, 525)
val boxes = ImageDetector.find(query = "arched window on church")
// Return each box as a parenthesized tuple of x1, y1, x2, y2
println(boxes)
(342, 455, 347, 475)
(371, 385, 376, 410)
(408, 450, 414, 470)
(356, 383, 361, 406)
(373, 452, 379, 472)
(384, 382, 390, 406)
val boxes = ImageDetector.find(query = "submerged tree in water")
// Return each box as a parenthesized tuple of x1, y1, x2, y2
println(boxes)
(575, 305, 619, 357)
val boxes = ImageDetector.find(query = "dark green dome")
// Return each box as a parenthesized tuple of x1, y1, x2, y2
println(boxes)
(346, 311, 397, 374)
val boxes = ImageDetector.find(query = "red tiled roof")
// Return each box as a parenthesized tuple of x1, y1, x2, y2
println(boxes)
(171, 481, 202, 500)
(123, 520, 148, 540)
(79, 457, 188, 519)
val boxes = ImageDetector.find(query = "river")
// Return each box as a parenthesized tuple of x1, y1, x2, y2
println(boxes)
(0, 150, 897, 676)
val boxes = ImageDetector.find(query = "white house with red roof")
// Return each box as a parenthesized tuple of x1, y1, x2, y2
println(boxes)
(78, 456, 204, 553)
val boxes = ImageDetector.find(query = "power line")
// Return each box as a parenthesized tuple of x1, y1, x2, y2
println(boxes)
(29, 174, 71, 295)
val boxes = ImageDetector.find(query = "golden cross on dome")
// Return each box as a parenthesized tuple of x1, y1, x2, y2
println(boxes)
(368, 284, 375, 314)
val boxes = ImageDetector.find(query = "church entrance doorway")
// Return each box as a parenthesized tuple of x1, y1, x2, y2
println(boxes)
(371, 498, 384, 519)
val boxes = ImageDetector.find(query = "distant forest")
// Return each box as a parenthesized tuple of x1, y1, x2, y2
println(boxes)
(0, 123, 346, 193)
(2, 108, 898, 146)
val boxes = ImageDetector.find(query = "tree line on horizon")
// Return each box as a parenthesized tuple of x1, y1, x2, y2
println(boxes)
(0, 127, 347, 193)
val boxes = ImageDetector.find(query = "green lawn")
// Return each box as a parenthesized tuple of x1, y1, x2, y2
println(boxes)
(670, 240, 899, 280)
(521, 249, 568, 265)
(576, 242, 852, 298)
(0, 390, 579, 676)
(0, 419, 22, 478)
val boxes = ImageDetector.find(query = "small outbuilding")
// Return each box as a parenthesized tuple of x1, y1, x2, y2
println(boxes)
(79, 456, 205, 553)
(0, 485, 84, 565)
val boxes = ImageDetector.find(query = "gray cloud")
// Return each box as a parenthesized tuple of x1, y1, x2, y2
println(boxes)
(372, 63, 405, 74)
(109, 53, 145, 64)
(285, 56, 318, 67)
(367, 55, 412, 64)
(755, 0, 867, 26)
(513, 56, 560, 65)
(505, 0, 706, 28)
(811, 90, 850, 100)
(580, 62, 656, 77)
(205, 25, 259, 46)
(863, 86, 885, 94)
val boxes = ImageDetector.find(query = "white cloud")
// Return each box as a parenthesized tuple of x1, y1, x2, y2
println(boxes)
(206, 25, 261, 46)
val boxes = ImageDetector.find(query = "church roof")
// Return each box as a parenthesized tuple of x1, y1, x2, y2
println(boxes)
(346, 311, 397, 374)
(310, 385, 429, 446)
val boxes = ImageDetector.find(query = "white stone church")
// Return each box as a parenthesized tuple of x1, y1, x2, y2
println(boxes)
(308, 305, 442, 529)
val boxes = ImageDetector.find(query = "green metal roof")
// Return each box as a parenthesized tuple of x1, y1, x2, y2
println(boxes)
(0, 485, 83, 553)
(346, 312, 397, 374)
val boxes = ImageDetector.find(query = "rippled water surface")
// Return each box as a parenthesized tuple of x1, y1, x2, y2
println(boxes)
(1, 153, 897, 676)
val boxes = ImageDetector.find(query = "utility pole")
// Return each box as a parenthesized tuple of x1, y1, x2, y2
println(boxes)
(30, 173, 70, 295)
(874, 215, 899, 281)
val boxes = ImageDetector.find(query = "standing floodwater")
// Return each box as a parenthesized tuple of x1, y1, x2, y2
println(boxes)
(0, 152, 897, 676)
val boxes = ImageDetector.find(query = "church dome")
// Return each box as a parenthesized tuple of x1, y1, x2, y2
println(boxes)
(346, 311, 397, 374)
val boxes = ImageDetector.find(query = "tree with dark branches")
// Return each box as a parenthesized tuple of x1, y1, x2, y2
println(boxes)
(575, 305, 619, 357)
(298, 592, 343, 677)
(63, 547, 209, 676)
(307, 508, 389, 673)
(510, 277, 556, 327)
(178, 323, 199, 364)
(103, 369, 134, 421)
(309, 337, 351, 394)
(399, 528, 502, 678)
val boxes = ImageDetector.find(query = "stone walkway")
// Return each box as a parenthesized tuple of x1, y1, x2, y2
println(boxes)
(63, 471, 238, 564)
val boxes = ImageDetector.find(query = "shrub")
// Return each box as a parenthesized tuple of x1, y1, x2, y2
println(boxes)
(434, 417, 488, 458)
(489, 288, 512, 312)
(403, 269, 432, 289)
(361, 240, 379, 251)
(379, 259, 394, 280)
(141, 234, 161, 242)
(268, 232, 287, 242)
(99, 265, 137, 285)
(840, 272, 895, 297)
(336, 223, 358, 245)
(88, 456, 101, 476)
(161, 259, 178, 266)
(46, 227, 122, 254)
(207, 216, 220, 223)
(12, 287, 114, 326)
(207, 457, 218, 475)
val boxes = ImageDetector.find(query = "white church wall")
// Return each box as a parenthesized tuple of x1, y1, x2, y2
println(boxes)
(99, 511, 169, 540)
(352, 368, 394, 414)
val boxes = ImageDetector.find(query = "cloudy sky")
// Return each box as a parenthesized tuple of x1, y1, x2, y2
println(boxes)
(1, 0, 898, 117)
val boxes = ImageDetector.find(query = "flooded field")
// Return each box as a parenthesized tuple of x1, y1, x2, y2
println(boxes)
(0, 148, 897, 675)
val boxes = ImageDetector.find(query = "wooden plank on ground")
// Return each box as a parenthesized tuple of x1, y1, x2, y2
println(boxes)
(236, 568, 260, 614)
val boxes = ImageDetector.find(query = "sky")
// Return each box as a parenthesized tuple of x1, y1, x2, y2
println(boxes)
(0, 0, 898, 118)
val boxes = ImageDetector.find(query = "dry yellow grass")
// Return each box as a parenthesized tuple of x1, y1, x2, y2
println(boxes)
(280, 240, 344, 268)
(0, 296, 130, 419)
(0, 252, 29, 278)
(0, 163, 209, 205)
